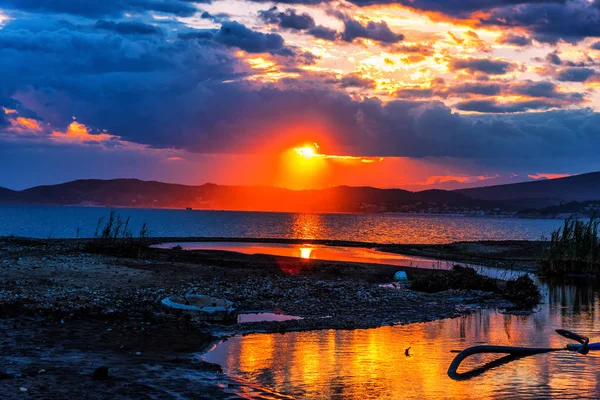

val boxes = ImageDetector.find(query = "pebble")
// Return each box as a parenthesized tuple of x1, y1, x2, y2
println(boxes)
(135, 352, 142, 356)
(0, 239, 520, 339)
(20, 387, 28, 392)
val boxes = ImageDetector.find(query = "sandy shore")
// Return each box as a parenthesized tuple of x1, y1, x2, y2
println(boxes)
(0, 237, 537, 398)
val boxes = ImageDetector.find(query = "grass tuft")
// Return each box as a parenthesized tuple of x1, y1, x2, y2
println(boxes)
(539, 215, 600, 275)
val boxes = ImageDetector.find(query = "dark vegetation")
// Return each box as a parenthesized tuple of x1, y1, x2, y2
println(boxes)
(93, 210, 151, 240)
(84, 210, 151, 257)
(539, 216, 600, 276)
(411, 265, 541, 308)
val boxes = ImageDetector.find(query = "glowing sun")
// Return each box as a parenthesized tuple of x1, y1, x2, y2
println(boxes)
(295, 146, 316, 159)
(294, 143, 321, 159)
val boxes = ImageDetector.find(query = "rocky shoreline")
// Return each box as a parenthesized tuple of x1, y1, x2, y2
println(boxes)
(0, 237, 536, 399)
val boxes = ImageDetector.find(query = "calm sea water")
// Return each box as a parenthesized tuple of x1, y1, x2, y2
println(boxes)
(0, 205, 565, 244)
(203, 277, 600, 399)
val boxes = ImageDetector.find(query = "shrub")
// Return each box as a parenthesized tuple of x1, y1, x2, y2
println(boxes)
(93, 210, 149, 240)
(410, 265, 497, 293)
(539, 216, 600, 275)
(410, 265, 541, 309)
(504, 275, 541, 308)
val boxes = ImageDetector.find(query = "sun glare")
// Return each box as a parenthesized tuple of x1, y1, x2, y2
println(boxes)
(295, 146, 317, 159)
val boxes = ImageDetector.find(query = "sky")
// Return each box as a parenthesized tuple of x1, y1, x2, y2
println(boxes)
(1, 0, 600, 191)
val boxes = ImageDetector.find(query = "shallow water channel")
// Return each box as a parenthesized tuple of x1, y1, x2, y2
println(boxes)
(154, 242, 526, 280)
(202, 275, 600, 399)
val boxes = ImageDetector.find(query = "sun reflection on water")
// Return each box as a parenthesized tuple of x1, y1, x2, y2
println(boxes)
(204, 279, 600, 399)
(291, 213, 324, 240)
(299, 247, 313, 259)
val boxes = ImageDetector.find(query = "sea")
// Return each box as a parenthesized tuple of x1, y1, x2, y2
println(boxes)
(0, 205, 565, 243)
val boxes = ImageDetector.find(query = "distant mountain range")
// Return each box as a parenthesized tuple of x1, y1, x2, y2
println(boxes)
(1, 172, 599, 214)
(456, 171, 600, 210)
(0, 179, 501, 213)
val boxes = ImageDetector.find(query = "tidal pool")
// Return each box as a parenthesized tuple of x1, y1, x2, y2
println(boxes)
(155, 241, 526, 280)
(237, 313, 303, 323)
(203, 278, 600, 399)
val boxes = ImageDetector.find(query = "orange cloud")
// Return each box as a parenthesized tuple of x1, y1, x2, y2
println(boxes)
(416, 175, 471, 186)
(15, 117, 41, 131)
(528, 173, 571, 180)
(52, 121, 116, 143)
(293, 143, 383, 164)
(8, 116, 42, 132)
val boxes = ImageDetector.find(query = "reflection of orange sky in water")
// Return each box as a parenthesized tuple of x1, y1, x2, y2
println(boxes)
(299, 247, 313, 259)
(206, 288, 600, 399)
(160, 241, 450, 270)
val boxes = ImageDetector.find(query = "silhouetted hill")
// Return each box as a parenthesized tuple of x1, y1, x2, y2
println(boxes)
(5, 174, 599, 213)
(456, 172, 600, 210)
(0, 179, 503, 213)
(0, 187, 17, 203)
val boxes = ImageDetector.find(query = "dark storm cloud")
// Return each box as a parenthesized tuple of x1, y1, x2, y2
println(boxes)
(95, 20, 162, 35)
(449, 83, 502, 96)
(1, 9, 600, 170)
(249, 0, 329, 4)
(259, 7, 315, 30)
(395, 80, 584, 105)
(338, 74, 375, 89)
(328, 0, 600, 44)
(0, 0, 208, 18)
(546, 51, 562, 65)
(509, 80, 583, 101)
(257, 6, 338, 40)
(556, 67, 598, 82)
(341, 19, 403, 44)
(449, 58, 516, 75)
(455, 99, 566, 113)
(394, 87, 435, 98)
(479, 0, 600, 44)
(346, 0, 566, 16)
(200, 11, 229, 22)
(497, 33, 533, 46)
(213, 21, 291, 55)
(178, 21, 296, 56)
(308, 25, 338, 41)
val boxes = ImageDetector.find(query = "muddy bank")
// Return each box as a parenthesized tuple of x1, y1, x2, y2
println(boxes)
(0, 237, 532, 398)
